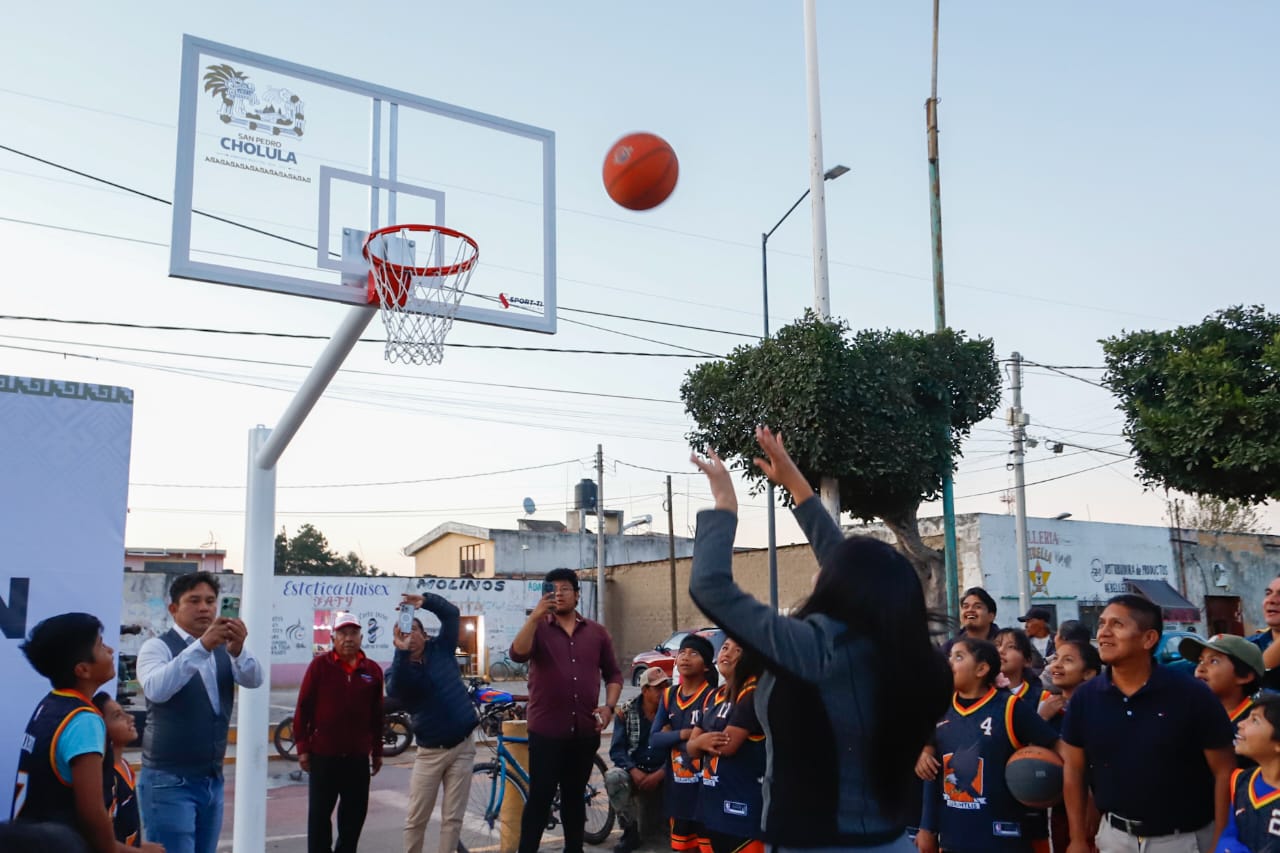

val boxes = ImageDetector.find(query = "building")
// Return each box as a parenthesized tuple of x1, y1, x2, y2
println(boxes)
(402, 512, 694, 579)
(124, 546, 225, 574)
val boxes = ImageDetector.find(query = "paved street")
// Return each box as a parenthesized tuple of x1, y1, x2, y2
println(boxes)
(206, 679, 648, 852)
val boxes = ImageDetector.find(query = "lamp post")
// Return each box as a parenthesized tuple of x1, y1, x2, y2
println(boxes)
(761, 164, 849, 610)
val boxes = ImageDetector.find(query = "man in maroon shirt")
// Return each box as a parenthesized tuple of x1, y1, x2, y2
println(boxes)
(510, 568, 623, 853)
(294, 612, 384, 853)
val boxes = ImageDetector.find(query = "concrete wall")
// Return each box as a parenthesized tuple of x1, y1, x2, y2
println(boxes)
(605, 543, 818, 672)
(1179, 529, 1280, 634)
(412, 531, 493, 578)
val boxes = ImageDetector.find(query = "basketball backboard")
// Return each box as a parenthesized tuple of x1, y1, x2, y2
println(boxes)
(171, 35, 556, 334)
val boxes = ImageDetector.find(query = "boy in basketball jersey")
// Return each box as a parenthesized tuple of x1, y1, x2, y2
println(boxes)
(93, 692, 141, 847)
(11, 612, 160, 853)
(918, 637, 1059, 853)
(650, 633, 718, 852)
(1215, 693, 1280, 852)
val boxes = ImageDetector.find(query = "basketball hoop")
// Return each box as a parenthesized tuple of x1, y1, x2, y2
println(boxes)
(362, 224, 479, 365)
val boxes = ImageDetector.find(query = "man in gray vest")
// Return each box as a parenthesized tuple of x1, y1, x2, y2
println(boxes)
(136, 572, 264, 853)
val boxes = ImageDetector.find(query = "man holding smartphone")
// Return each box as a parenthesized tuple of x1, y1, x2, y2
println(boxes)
(136, 571, 263, 853)
(509, 568, 623, 853)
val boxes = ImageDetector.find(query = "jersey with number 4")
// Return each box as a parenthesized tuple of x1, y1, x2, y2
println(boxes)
(926, 688, 1058, 853)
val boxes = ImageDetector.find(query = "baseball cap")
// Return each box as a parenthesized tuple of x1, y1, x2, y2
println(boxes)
(333, 612, 360, 631)
(1178, 633, 1265, 678)
(640, 667, 671, 689)
(1017, 607, 1053, 623)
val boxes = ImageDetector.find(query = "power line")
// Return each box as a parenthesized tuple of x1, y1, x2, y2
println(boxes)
(132, 458, 585, 490)
(954, 459, 1129, 499)
(0, 331, 683, 404)
(0, 313, 709, 359)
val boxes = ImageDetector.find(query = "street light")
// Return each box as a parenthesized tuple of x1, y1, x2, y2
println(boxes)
(761, 163, 850, 610)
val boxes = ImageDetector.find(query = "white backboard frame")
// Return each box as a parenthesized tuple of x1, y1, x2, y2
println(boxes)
(170, 35, 557, 334)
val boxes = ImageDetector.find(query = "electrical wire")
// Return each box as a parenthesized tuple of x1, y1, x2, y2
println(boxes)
(131, 458, 585, 490)
(954, 459, 1129, 499)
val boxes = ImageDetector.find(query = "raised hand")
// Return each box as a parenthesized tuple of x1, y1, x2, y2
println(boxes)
(689, 448, 737, 515)
(752, 426, 813, 503)
(392, 626, 412, 651)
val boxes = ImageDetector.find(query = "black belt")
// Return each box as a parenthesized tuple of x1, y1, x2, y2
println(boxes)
(1105, 813, 1193, 839)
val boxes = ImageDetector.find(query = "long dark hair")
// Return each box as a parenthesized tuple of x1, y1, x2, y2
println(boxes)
(723, 640, 765, 701)
(794, 535, 953, 820)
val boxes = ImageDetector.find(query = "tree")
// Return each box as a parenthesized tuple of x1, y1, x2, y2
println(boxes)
(680, 313, 1002, 607)
(1166, 494, 1272, 534)
(1101, 305, 1280, 504)
(274, 524, 383, 576)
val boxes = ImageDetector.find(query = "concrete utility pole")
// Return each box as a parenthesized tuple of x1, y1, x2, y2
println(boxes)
(1009, 352, 1032, 615)
(926, 0, 960, 622)
(596, 444, 606, 628)
(801, 0, 841, 523)
(666, 475, 678, 632)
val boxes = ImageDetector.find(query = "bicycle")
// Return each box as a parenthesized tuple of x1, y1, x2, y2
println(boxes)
(487, 653, 529, 681)
(465, 718, 614, 847)
(272, 706, 413, 760)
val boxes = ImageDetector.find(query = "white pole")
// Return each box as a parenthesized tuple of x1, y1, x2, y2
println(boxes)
(802, 0, 841, 522)
(596, 444, 606, 628)
(234, 303, 377, 851)
(803, 0, 832, 318)
(232, 426, 276, 853)
(1010, 352, 1033, 614)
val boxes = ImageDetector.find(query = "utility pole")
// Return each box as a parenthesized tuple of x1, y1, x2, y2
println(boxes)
(1009, 353, 1032, 615)
(666, 475, 678, 632)
(595, 444, 607, 629)
(926, 0, 959, 622)
(802, 0, 841, 523)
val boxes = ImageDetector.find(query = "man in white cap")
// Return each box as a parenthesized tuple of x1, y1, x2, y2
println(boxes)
(293, 612, 384, 853)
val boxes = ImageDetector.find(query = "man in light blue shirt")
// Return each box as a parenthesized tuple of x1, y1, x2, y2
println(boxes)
(136, 572, 263, 853)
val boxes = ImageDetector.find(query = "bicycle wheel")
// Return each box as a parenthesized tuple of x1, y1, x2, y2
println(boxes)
(581, 754, 616, 844)
(465, 761, 527, 850)
(273, 716, 297, 761)
(382, 715, 413, 757)
(489, 660, 513, 681)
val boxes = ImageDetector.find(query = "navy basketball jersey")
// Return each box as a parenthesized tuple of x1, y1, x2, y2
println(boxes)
(111, 757, 140, 846)
(11, 690, 103, 825)
(1228, 767, 1280, 853)
(931, 688, 1056, 853)
(1007, 678, 1042, 711)
(664, 681, 713, 821)
(698, 677, 766, 839)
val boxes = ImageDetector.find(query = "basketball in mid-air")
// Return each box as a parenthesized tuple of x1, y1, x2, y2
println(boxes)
(603, 132, 678, 211)
(1005, 745, 1064, 808)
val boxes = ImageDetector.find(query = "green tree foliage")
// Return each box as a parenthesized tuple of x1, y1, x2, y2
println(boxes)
(274, 523, 383, 576)
(1102, 306, 1280, 504)
(680, 313, 1001, 602)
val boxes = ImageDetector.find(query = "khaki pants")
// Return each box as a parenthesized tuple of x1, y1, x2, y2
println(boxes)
(403, 738, 476, 853)
(1095, 818, 1213, 853)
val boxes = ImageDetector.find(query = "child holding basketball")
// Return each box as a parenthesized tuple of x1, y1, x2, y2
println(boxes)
(686, 637, 766, 853)
(92, 692, 141, 847)
(650, 633, 717, 852)
(1035, 639, 1101, 852)
(917, 638, 1059, 853)
(1214, 693, 1280, 852)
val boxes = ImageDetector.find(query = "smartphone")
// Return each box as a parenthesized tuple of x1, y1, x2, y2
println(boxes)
(219, 596, 240, 620)
(541, 581, 555, 596)
(398, 602, 415, 634)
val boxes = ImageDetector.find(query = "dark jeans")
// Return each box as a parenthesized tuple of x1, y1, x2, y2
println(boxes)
(308, 754, 371, 853)
(518, 731, 601, 853)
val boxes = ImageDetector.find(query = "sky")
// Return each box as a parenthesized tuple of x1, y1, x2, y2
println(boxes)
(1, 2, 1276, 576)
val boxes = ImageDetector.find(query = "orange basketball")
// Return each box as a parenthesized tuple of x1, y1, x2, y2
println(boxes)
(1005, 745, 1064, 808)
(603, 132, 679, 211)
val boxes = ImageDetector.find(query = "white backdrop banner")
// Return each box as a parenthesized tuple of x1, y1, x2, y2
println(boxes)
(0, 375, 133, 812)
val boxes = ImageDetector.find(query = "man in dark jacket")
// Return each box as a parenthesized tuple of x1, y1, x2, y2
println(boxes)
(388, 592, 478, 853)
(294, 611, 384, 853)
(940, 587, 1001, 656)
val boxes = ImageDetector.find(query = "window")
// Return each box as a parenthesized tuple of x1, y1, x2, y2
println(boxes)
(460, 544, 484, 576)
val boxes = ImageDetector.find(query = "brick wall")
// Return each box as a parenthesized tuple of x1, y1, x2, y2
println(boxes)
(605, 543, 821, 668)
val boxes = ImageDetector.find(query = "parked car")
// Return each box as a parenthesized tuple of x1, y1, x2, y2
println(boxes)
(1155, 629, 1203, 676)
(630, 627, 715, 686)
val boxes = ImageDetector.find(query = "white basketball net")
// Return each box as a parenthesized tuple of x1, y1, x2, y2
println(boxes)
(365, 226, 479, 366)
